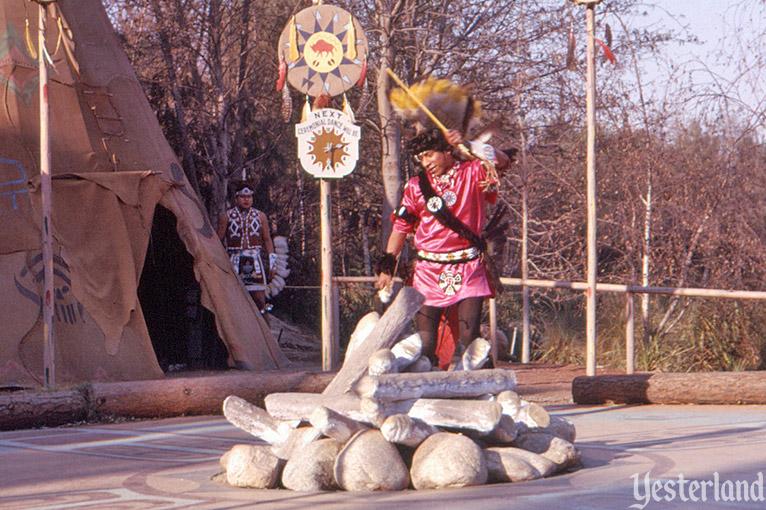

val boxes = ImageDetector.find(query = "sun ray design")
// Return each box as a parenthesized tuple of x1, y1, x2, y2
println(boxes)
(307, 127, 350, 172)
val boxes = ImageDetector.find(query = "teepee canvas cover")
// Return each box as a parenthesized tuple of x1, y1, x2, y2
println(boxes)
(0, 0, 288, 387)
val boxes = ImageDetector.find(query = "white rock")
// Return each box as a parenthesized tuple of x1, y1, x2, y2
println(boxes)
(333, 430, 410, 491)
(484, 447, 540, 483)
(513, 431, 581, 471)
(410, 432, 488, 490)
(539, 415, 576, 442)
(224, 444, 283, 489)
(281, 439, 343, 491)
(484, 446, 557, 479)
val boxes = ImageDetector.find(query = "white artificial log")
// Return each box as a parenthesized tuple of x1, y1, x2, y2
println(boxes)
(380, 413, 440, 448)
(309, 406, 369, 444)
(468, 414, 519, 444)
(454, 337, 491, 371)
(323, 287, 425, 395)
(345, 311, 380, 361)
(404, 356, 432, 373)
(270, 426, 322, 461)
(363, 397, 503, 434)
(368, 348, 397, 376)
(353, 368, 517, 401)
(264, 392, 374, 424)
(390, 333, 422, 371)
(222, 395, 294, 445)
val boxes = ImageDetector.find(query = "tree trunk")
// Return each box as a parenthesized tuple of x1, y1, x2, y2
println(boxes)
(375, 6, 402, 249)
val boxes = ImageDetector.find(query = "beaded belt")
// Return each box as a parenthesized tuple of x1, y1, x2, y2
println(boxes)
(416, 247, 480, 264)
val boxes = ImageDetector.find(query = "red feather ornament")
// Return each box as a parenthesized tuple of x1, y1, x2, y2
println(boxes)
(276, 58, 287, 91)
(595, 38, 616, 64)
(356, 56, 367, 87)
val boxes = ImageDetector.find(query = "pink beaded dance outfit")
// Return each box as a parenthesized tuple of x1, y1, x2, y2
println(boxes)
(392, 159, 498, 307)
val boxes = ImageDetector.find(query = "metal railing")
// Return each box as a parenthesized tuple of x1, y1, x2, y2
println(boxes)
(330, 275, 766, 374)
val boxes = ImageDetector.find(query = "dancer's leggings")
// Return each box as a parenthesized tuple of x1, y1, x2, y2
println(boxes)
(415, 296, 483, 364)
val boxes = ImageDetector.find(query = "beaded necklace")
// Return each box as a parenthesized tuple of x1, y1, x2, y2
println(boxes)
(430, 162, 460, 207)
(432, 162, 459, 193)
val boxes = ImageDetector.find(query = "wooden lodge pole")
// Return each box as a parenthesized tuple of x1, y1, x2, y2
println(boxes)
(38, 3, 55, 389)
(584, 2, 599, 377)
(568, 0, 603, 376)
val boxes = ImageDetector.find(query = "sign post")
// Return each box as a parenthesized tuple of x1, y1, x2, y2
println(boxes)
(296, 109, 361, 371)
(277, 4, 368, 371)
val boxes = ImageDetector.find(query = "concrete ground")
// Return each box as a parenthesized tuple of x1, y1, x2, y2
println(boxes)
(1, 403, 765, 509)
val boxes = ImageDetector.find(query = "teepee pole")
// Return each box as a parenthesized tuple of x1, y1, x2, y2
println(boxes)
(38, 3, 55, 389)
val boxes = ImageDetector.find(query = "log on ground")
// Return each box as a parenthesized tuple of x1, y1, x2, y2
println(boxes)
(0, 389, 88, 431)
(572, 372, 766, 405)
(91, 370, 335, 419)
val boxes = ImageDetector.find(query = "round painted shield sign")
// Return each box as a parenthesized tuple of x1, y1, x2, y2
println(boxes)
(278, 4, 368, 97)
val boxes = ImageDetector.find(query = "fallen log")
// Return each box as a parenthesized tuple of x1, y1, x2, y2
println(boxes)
(572, 372, 766, 405)
(91, 370, 335, 418)
(0, 389, 87, 431)
(0, 369, 335, 430)
(353, 368, 517, 401)
(322, 287, 425, 396)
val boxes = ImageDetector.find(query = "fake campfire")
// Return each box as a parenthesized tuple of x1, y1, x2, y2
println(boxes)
(219, 288, 581, 491)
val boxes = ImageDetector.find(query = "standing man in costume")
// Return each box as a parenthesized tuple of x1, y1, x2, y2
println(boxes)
(218, 183, 276, 324)
(376, 128, 511, 369)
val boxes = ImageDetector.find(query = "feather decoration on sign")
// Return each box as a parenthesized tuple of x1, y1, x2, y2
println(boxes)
(276, 57, 287, 91)
(595, 38, 616, 64)
(301, 96, 311, 122)
(346, 14, 356, 59)
(389, 76, 481, 136)
(343, 93, 355, 124)
(605, 23, 613, 48)
(566, 16, 576, 69)
(356, 55, 367, 87)
(281, 85, 292, 122)
(289, 15, 299, 62)
(357, 76, 371, 114)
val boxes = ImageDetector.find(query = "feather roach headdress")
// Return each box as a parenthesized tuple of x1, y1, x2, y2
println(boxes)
(389, 76, 481, 137)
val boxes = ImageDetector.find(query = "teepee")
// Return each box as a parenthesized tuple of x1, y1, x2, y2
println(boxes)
(0, 0, 288, 387)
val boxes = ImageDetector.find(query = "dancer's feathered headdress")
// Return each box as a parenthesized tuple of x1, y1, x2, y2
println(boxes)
(389, 76, 481, 137)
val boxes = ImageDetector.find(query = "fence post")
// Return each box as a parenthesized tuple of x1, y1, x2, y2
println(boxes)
(626, 291, 635, 374)
(489, 297, 498, 365)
